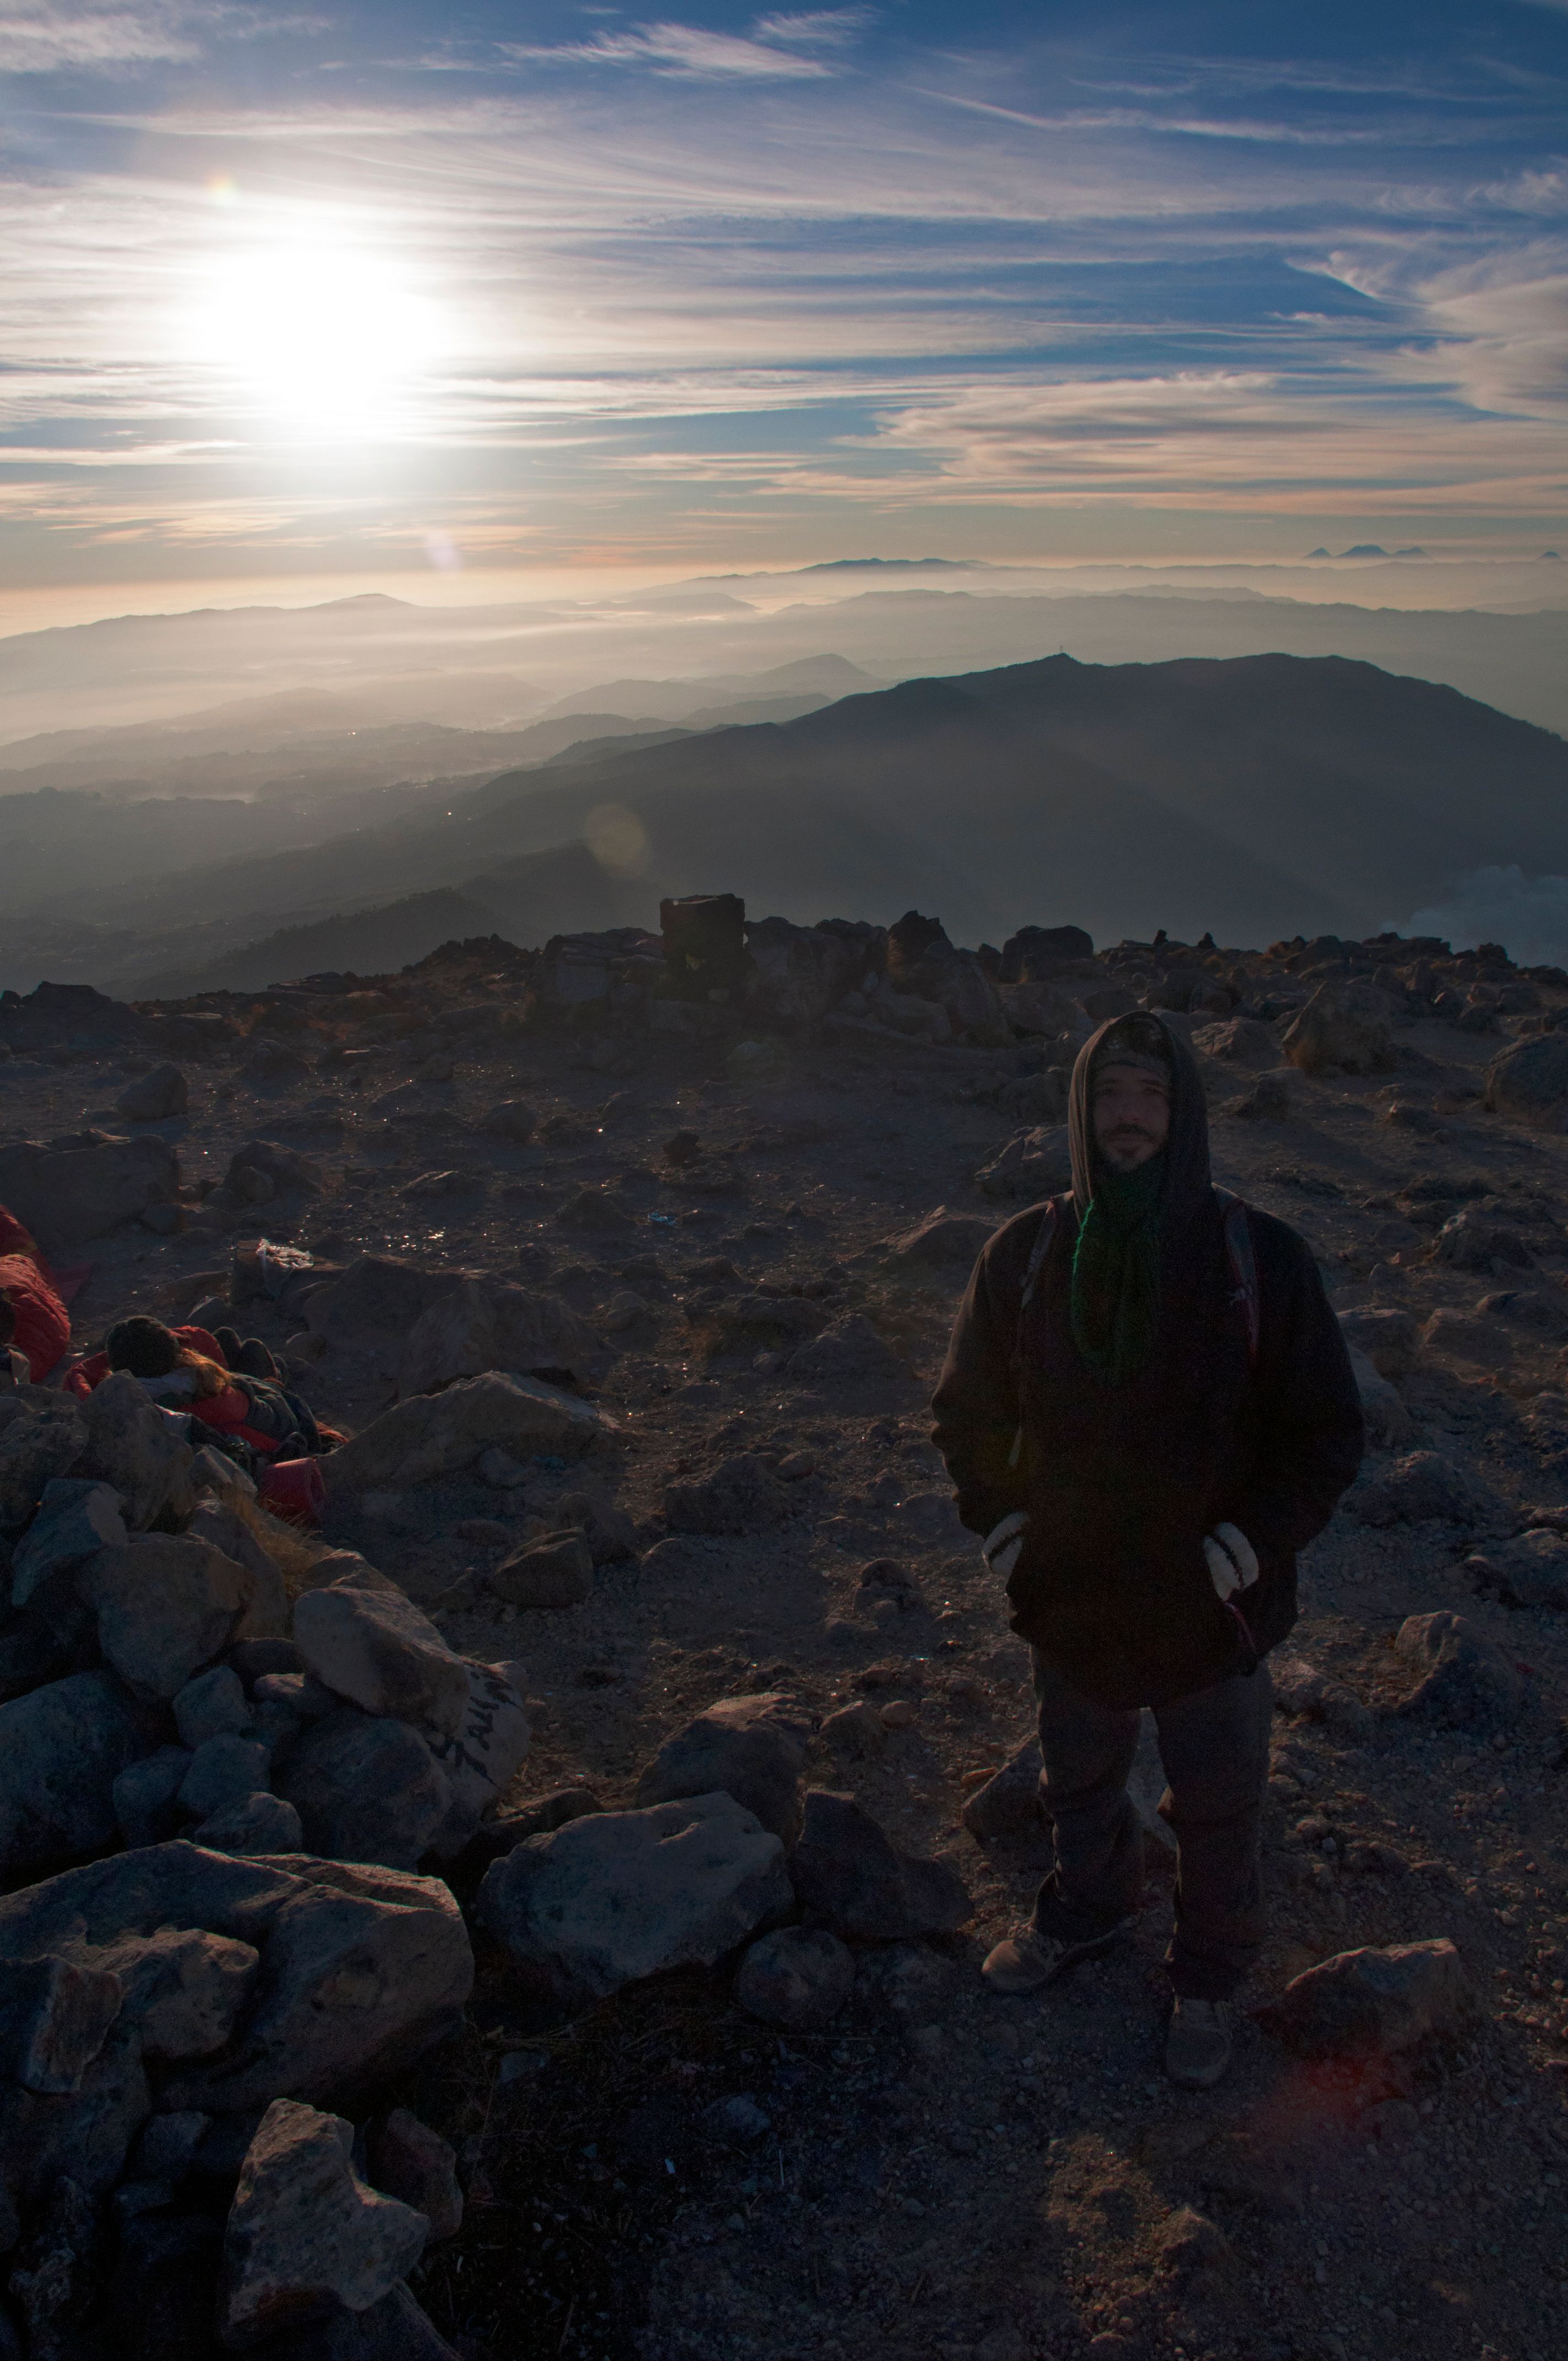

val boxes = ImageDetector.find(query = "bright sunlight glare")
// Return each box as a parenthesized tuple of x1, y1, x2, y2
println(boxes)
(193, 237, 447, 436)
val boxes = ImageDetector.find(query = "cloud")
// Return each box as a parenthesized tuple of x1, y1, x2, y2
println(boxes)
(1399, 866, 1568, 966)
(750, 8, 875, 44)
(0, 3, 198, 72)
(502, 20, 835, 80)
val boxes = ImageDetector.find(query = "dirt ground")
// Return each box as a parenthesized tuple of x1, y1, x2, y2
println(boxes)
(8, 956, 1568, 2361)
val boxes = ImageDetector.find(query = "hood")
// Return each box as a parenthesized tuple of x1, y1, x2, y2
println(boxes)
(1067, 1011, 1212, 1225)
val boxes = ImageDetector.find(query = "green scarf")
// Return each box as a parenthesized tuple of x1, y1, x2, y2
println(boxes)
(1070, 1151, 1166, 1386)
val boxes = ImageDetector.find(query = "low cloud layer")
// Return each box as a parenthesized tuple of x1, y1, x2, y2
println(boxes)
(1401, 866, 1568, 967)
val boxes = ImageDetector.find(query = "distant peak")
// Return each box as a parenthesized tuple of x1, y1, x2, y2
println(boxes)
(794, 557, 977, 573)
(316, 592, 413, 610)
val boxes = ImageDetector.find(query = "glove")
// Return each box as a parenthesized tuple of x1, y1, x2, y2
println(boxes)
(1204, 1522, 1259, 1604)
(982, 1510, 1028, 1581)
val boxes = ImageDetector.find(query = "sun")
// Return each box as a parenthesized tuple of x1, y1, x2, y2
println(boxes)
(193, 235, 447, 436)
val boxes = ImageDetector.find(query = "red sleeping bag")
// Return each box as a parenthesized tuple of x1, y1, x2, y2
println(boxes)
(0, 1207, 72, 1384)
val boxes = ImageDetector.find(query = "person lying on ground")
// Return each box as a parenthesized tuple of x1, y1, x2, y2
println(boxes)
(931, 1009, 1364, 2090)
(68, 1313, 340, 1462)
(0, 1204, 72, 1384)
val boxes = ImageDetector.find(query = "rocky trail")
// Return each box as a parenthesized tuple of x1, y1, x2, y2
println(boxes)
(1, 901, 1566, 2361)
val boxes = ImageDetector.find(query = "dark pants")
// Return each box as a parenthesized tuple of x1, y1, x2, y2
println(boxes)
(1028, 1650, 1274, 2001)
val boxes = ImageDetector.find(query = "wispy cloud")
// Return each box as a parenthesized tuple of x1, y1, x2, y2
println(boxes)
(0, 3, 198, 72)
(500, 18, 845, 80)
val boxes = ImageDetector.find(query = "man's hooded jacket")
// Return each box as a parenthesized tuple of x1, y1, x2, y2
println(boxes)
(930, 1013, 1364, 1708)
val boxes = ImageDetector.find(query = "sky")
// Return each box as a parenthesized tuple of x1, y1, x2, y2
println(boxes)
(3, 0, 1567, 602)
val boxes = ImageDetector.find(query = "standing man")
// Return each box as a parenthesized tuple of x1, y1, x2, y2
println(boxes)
(931, 1011, 1363, 2086)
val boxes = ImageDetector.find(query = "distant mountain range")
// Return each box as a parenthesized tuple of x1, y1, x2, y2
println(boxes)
(40, 648, 1564, 998)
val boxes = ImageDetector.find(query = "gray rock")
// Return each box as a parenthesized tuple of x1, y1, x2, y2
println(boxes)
(552, 1488, 640, 1564)
(174, 1665, 253, 1750)
(271, 2279, 462, 2360)
(791, 1790, 972, 1942)
(701, 2092, 772, 2146)
(323, 1370, 613, 1495)
(0, 1389, 88, 1529)
(1467, 1527, 1568, 1611)
(1392, 1611, 1528, 1729)
(973, 1123, 1073, 1202)
(885, 1207, 996, 1267)
(1255, 1936, 1477, 2058)
(364, 2108, 462, 2243)
(1189, 1016, 1281, 1065)
(0, 1133, 179, 1254)
(634, 1691, 809, 1845)
(195, 1792, 306, 1857)
(476, 1791, 792, 2005)
(116, 1064, 188, 1123)
(113, 1747, 193, 1847)
(732, 1927, 853, 2031)
(0, 1953, 123, 2093)
(0, 1670, 149, 1875)
(103, 1924, 260, 2063)
(0, 1612, 70, 1703)
(69, 1371, 195, 1530)
(0, 2018, 149, 2247)
(663, 1454, 790, 1536)
(416, 1662, 531, 1857)
(0, 1843, 473, 2120)
(488, 1531, 592, 1608)
(84, 1533, 255, 1701)
(133, 2108, 210, 2186)
(1346, 1346, 1414, 1449)
(396, 1275, 606, 1401)
(1280, 981, 1397, 1076)
(1336, 1306, 1421, 1383)
(179, 1735, 274, 1822)
(462, 1784, 602, 1866)
(787, 1313, 906, 1388)
(1432, 1205, 1534, 1272)
(1485, 1031, 1568, 1127)
(275, 1709, 453, 1872)
(960, 1736, 1045, 1842)
(220, 2098, 429, 2348)
(482, 1101, 536, 1143)
(1269, 1655, 1374, 1740)
(9, 1478, 127, 1608)
(254, 1671, 335, 1720)
(856, 1939, 956, 2024)
(186, 1501, 289, 1635)
(293, 1577, 472, 1736)
(1346, 1449, 1487, 1528)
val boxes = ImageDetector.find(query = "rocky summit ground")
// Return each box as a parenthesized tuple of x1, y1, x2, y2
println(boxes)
(2, 911, 1567, 2361)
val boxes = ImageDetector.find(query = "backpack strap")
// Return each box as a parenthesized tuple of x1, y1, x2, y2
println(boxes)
(1213, 1185, 1260, 1369)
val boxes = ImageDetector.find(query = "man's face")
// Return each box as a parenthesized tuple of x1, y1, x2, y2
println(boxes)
(1091, 1061, 1171, 1173)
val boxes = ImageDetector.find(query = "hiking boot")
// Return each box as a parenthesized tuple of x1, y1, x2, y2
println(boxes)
(980, 1917, 1131, 1995)
(1164, 1996, 1233, 2088)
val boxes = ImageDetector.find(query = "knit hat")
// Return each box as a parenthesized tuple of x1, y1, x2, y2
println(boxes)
(104, 1315, 181, 1378)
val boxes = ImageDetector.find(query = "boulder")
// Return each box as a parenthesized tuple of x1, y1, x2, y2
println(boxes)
(395, 1276, 606, 1401)
(196, 1793, 306, 1856)
(116, 1064, 189, 1123)
(1336, 1307, 1420, 1383)
(185, 1503, 288, 1636)
(481, 1101, 536, 1143)
(275, 1710, 453, 1874)
(1346, 1449, 1485, 1528)
(9, 1478, 127, 1608)
(973, 1124, 1073, 1201)
(1000, 923, 1093, 980)
(1268, 1655, 1373, 1739)
(1189, 1018, 1281, 1066)
(1000, 980, 1082, 1038)
(461, 1785, 602, 1867)
(1484, 1032, 1568, 1127)
(364, 2108, 462, 2244)
(1280, 982, 1398, 1076)
(103, 1924, 260, 2064)
(0, 1135, 179, 1254)
(0, 1954, 123, 2095)
(70, 1372, 195, 1531)
(0, 1389, 88, 1530)
(787, 1314, 906, 1388)
(220, 2097, 429, 2348)
(113, 1747, 193, 1848)
(960, 1736, 1044, 1842)
(173, 1666, 253, 1750)
(744, 916, 861, 1025)
(791, 1791, 972, 1941)
(0, 1671, 149, 1875)
(1432, 1206, 1534, 1272)
(1467, 1527, 1568, 1611)
(556, 1186, 636, 1235)
(551, 1489, 640, 1565)
(323, 1372, 613, 1496)
(1392, 1611, 1528, 1729)
(476, 1792, 792, 2005)
(416, 1662, 531, 1856)
(732, 1927, 853, 2032)
(303, 1258, 460, 1364)
(293, 1580, 471, 1736)
(0, 1844, 473, 2119)
(663, 1454, 790, 1537)
(1255, 1937, 1477, 2059)
(179, 1735, 273, 1823)
(84, 1535, 255, 1702)
(1346, 1346, 1414, 1449)
(886, 1208, 995, 1267)
(634, 1693, 809, 1844)
(487, 1531, 593, 1608)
